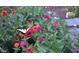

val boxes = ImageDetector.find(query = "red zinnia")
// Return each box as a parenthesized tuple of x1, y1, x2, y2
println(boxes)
(27, 45, 33, 53)
(0, 10, 8, 16)
(26, 28, 33, 37)
(52, 24, 60, 28)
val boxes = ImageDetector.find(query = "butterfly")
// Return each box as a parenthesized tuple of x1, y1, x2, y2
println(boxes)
(17, 27, 33, 37)
(17, 27, 31, 34)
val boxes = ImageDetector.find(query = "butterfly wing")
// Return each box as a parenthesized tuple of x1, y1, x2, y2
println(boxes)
(17, 27, 32, 33)
(17, 29, 27, 33)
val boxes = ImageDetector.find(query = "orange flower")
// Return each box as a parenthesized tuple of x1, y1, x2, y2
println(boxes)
(32, 26, 37, 32)
(14, 43, 19, 48)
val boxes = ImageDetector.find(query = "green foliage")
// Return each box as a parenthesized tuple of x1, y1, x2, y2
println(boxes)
(75, 7, 79, 17)
(0, 7, 73, 53)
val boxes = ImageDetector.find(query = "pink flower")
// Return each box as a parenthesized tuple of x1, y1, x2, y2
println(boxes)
(20, 40, 26, 47)
(32, 25, 43, 32)
(44, 15, 51, 19)
(37, 36, 44, 43)
(35, 25, 43, 30)
(32, 26, 38, 32)
(26, 28, 33, 37)
(52, 24, 60, 28)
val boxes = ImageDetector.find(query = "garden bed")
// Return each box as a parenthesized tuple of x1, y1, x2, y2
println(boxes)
(0, 6, 79, 53)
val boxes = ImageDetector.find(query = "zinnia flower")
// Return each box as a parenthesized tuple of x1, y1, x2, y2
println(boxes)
(14, 42, 19, 48)
(44, 15, 51, 19)
(52, 24, 60, 28)
(35, 25, 43, 30)
(20, 40, 26, 47)
(32, 25, 42, 32)
(0, 10, 8, 16)
(32, 26, 38, 32)
(26, 28, 33, 37)
(27, 45, 33, 53)
(37, 36, 44, 43)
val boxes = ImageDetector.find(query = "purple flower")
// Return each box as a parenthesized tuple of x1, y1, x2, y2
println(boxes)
(37, 36, 44, 43)
(20, 40, 26, 47)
